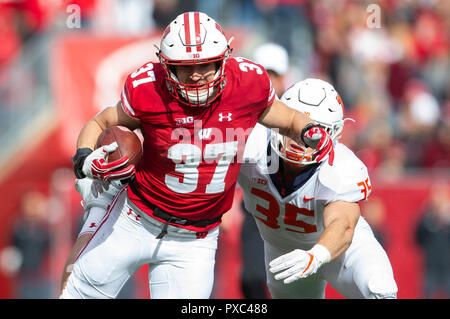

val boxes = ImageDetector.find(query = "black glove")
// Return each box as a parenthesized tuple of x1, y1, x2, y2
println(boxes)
(71, 148, 93, 179)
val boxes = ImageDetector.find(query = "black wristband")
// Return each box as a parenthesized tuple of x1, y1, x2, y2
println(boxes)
(72, 148, 93, 179)
(300, 123, 318, 147)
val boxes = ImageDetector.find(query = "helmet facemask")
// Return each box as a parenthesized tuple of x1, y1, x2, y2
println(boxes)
(159, 50, 231, 107)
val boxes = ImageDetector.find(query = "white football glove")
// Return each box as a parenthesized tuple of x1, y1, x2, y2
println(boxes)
(81, 142, 135, 181)
(74, 178, 125, 211)
(269, 244, 331, 284)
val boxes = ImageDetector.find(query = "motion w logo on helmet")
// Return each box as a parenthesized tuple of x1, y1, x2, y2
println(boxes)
(182, 12, 204, 53)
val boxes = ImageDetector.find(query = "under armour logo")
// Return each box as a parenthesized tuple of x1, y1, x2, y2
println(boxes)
(196, 231, 208, 239)
(219, 112, 232, 122)
(89, 223, 97, 228)
(127, 208, 141, 221)
(251, 177, 267, 185)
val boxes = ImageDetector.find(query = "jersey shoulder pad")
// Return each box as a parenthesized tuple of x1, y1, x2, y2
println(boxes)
(318, 143, 371, 196)
(121, 62, 166, 118)
(227, 57, 275, 105)
(243, 123, 270, 163)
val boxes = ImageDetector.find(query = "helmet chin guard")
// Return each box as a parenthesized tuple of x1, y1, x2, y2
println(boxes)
(271, 78, 355, 165)
(157, 12, 233, 107)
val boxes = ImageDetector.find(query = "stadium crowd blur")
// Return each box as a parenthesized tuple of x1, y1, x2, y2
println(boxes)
(0, 0, 448, 298)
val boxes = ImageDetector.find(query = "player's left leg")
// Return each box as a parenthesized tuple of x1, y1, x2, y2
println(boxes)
(60, 233, 92, 294)
(61, 190, 145, 299)
(321, 217, 398, 299)
(59, 207, 107, 294)
(147, 227, 219, 298)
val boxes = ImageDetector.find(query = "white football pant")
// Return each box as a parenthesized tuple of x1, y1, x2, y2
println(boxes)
(61, 189, 219, 299)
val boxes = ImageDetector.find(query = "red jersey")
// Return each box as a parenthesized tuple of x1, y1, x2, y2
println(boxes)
(121, 57, 275, 229)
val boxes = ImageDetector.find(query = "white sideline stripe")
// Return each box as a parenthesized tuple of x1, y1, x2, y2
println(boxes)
(121, 88, 135, 116)
(268, 87, 276, 103)
(73, 187, 126, 262)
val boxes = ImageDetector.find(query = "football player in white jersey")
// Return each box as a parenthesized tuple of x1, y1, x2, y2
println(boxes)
(238, 78, 398, 299)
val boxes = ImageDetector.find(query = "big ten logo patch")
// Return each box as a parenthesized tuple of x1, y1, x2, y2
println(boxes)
(176, 116, 194, 125)
(251, 177, 268, 186)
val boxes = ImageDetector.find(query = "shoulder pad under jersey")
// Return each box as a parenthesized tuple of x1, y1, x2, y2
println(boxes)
(227, 57, 276, 106)
(121, 62, 166, 118)
(318, 143, 371, 199)
(243, 123, 270, 163)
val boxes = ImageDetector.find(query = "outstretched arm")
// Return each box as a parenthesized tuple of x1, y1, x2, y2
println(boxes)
(60, 178, 127, 295)
(258, 99, 334, 164)
(269, 201, 360, 284)
(258, 99, 313, 142)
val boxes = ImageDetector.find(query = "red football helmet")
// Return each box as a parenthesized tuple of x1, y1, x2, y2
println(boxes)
(157, 12, 233, 107)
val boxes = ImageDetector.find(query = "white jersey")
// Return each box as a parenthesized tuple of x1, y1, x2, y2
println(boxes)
(238, 124, 372, 250)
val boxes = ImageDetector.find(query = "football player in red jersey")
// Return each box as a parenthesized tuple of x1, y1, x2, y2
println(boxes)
(61, 12, 334, 299)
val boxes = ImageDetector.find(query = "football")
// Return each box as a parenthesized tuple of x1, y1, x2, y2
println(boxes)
(96, 126, 143, 168)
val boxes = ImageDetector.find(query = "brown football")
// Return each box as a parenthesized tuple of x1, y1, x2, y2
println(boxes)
(96, 126, 143, 168)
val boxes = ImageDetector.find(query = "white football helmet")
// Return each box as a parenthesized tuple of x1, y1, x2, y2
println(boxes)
(271, 78, 354, 166)
(157, 12, 233, 107)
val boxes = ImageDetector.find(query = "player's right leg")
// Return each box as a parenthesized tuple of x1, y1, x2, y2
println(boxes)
(59, 206, 107, 295)
(60, 189, 143, 299)
(60, 233, 92, 294)
(147, 228, 219, 299)
(321, 217, 398, 299)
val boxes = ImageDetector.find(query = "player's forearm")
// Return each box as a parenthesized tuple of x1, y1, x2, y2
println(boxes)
(317, 219, 355, 261)
(76, 117, 105, 150)
(259, 99, 314, 145)
(319, 201, 359, 260)
(284, 110, 314, 145)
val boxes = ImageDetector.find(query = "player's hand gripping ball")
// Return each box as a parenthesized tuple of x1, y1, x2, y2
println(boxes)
(81, 126, 143, 181)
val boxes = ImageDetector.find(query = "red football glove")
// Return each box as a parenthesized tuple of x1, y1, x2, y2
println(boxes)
(301, 124, 334, 165)
(81, 142, 135, 181)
